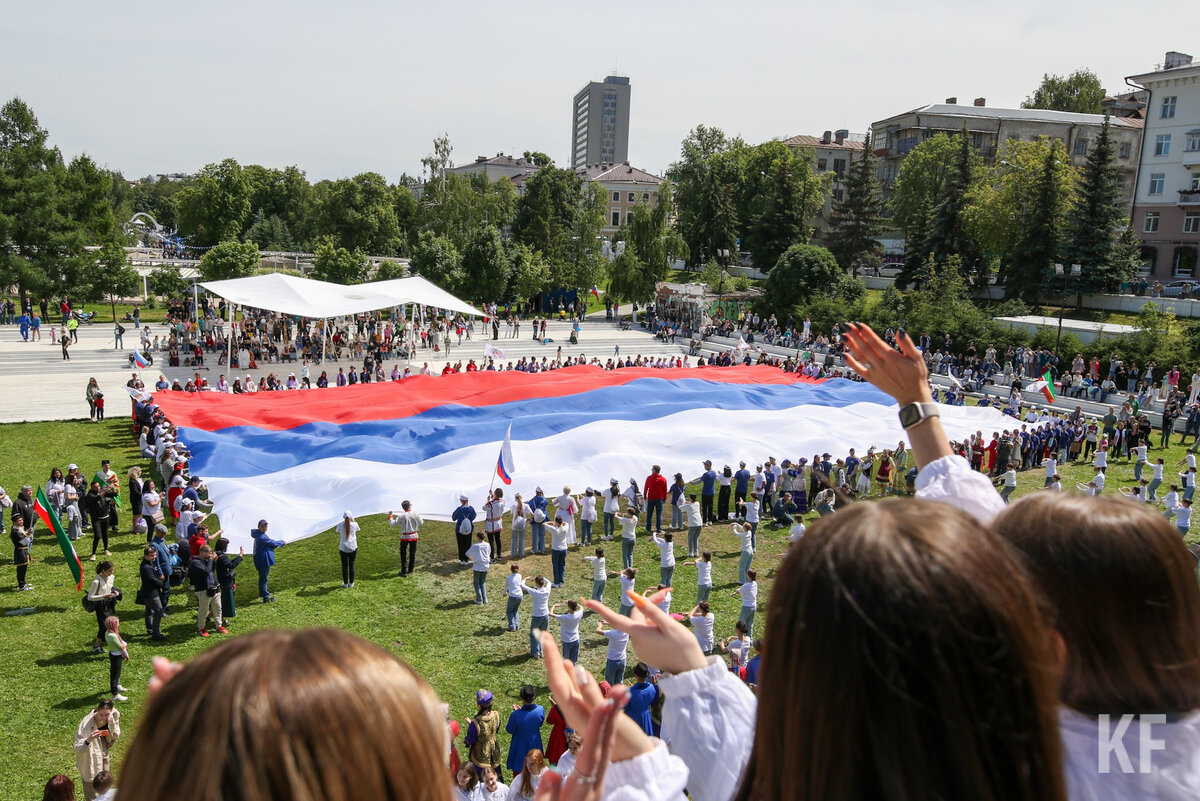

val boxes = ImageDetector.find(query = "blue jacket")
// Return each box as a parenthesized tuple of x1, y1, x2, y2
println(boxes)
(505, 703, 545, 773)
(150, 536, 171, 578)
(451, 504, 476, 535)
(528, 494, 548, 521)
(252, 527, 285, 570)
(733, 469, 751, 494)
(625, 681, 659, 737)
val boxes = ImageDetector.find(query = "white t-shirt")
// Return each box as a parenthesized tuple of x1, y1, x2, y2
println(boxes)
(522, 582, 551, 616)
(506, 572, 524, 598)
(584, 555, 606, 581)
(603, 629, 629, 660)
(1154, 463, 1165, 480)
(734, 524, 754, 553)
(1044, 458, 1057, 478)
(548, 523, 568, 551)
(1177, 505, 1193, 528)
(484, 499, 505, 534)
(695, 559, 712, 587)
(743, 501, 759, 524)
(690, 614, 714, 652)
(580, 495, 598, 522)
(619, 574, 635, 607)
(555, 609, 584, 643)
(603, 490, 621, 514)
(737, 580, 758, 609)
(788, 522, 806, 542)
(1092, 472, 1107, 494)
(683, 501, 702, 527)
(652, 533, 675, 567)
(1134, 445, 1148, 463)
(338, 519, 360, 553)
(1188, 452, 1198, 470)
(466, 541, 491, 571)
(1094, 450, 1107, 468)
(619, 516, 638, 540)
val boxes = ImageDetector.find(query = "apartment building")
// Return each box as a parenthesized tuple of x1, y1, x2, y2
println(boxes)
(781, 129, 866, 235)
(1128, 51, 1200, 278)
(577, 161, 663, 237)
(571, 76, 631, 170)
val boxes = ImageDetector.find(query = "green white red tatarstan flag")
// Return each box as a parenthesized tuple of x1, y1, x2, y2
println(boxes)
(34, 487, 82, 590)
(1029, 370, 1056, 404)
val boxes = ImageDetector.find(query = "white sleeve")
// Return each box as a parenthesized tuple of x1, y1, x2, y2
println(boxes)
(602, 738, 689, 801)
(915, 454, 1006, 524)
(657, 656, 756, 801)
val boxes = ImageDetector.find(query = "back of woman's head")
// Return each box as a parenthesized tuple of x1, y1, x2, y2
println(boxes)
(42, 774, 74, 801)
(740, 498, 1064, 801)
(119, 628, 449, 801)
(994, 493, 1200, 714)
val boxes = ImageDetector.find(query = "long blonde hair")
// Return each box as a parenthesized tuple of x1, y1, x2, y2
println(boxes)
(119, 628, 450, 801)
(518, 749, 546, 797)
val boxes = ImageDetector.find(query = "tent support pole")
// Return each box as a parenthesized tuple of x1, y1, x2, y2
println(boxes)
(227, 301, 234, 372)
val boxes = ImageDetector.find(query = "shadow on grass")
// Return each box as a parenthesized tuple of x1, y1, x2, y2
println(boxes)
(437, 599, 476, 611)
(36, 649, 101, 668)
(426, 561, 473, 578)
(295, 584, 340, 599)
(1, 604, 67, 616)
(52, 692, 110, 711)
(475, 624, 509, 637)
(479, 651, 536, 668)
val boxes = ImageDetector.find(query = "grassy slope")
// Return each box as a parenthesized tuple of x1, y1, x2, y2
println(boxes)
(2, 415, 1195, 796)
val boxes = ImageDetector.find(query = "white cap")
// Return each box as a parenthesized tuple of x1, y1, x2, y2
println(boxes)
(459, 493, 469, 501)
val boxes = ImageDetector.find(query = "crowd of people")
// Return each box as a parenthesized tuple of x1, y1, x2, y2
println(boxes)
(30, 322, 1199, 801)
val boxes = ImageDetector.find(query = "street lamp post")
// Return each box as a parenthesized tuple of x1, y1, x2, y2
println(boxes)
(1052, 262, 1082, 359)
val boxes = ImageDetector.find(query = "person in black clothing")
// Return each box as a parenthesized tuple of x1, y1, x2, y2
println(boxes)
(138, 547, 167, 640)
(12, 484, 36, 540)
(214, 537, 243, 622)
(189, 545, 225, 637)
(84, 482, 111, 559)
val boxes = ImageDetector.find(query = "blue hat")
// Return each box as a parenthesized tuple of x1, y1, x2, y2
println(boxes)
(476, 689, 493, 705)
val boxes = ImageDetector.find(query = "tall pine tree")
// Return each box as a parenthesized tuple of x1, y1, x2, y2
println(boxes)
(925, 130, 982, 278)
(827, 132, 884, 274)
(1061, 115, 1124, 293)
(1005, 140, 1069, 301)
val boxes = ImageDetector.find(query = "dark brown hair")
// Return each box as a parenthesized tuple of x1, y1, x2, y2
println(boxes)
(738, 499, 1064, 801)
(118, 628, 450, 801)
(994, 493, 1200, 714)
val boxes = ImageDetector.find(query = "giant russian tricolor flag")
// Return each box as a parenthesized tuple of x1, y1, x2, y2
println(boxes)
(152, 367, 1013, 547)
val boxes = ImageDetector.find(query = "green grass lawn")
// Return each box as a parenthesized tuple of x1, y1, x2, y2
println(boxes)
(2, 415, 1196, 796)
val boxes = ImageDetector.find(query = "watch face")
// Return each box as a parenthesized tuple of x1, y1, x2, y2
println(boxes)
(899, 404, 922, 428)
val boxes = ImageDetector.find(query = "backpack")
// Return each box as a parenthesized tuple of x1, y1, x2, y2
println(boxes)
(81, 595, 97, 613)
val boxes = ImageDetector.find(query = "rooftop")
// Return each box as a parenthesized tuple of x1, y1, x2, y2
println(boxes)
(878, 103, 1143, 128)
(781, 134, 865, 152)
(578, 162, 664, 184)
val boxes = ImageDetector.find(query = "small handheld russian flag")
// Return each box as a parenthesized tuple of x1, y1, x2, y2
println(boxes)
(496, 422, 515, 485)
(133, 350, 149, 369)
(591, 285, 601, 301)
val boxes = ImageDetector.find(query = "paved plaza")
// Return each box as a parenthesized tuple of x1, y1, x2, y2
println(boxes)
(0, 310, 687, 423)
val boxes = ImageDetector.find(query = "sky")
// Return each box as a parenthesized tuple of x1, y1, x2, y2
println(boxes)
(2, 1, 1195, 183)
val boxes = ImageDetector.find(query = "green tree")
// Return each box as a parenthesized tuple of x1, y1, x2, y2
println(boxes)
(461, 225, 510, 301)
(764, 244, 845, 313)
(88, 242, 141, 321)
(0, 98, 72, 298)
(243, 210, 295, 251)
(522, 151, 553, 167)
(826, 132, 885, 272)
(147, 263, 189, 299)
(925, 131, 984, 279)
(561, 180, 607, 292)
(1000, 140, 1072, 300)
(511, 166, 588, 281)
(744, 142, 828, 273)
(1022, 69, 1106, 114)
(313, 172, 402, 254)
(310, 236, 367, 284)
(409, 230, 464, 292)
(622, 182, 687, 279)
(670, 125, 740, 266)
(1061, 115, 1126, 294)
(607, 248, 652, 304)
(1110, 224, 1145, 283)
(420, 172, 516, 251)
(507, 242, 551, 299)
(199, 240, 260, 281)
(889, 133, 962, 285)
(176, 159, 252, 247)
(242, 164, 314, 244)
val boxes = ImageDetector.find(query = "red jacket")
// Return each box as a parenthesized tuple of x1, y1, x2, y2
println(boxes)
(643, 472, 668, 501)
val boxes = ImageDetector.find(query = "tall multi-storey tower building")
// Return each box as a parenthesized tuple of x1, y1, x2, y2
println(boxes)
(571, 75, 630, 169)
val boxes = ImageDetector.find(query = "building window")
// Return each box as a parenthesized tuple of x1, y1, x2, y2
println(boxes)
(612, 191, 619, 202)
(1139, 246, 1157, 274)
(1149, 173, 1165, 195)
(628, 192, 635, 202)
(816, 158, 827, 170)
(970, 132, 983, 150)
(642, 192, 650, 202)
(1162, 96, 1178, 119)
(833, 158, 847, 178)
(1073, 138, 1089, 156)
(1144, 212, 1161, 233)
(1191, 173, 1200, 191)
(1174, 246, 1198, 277)
(1155, 134, 1171, 156)
(1119, 142, 1131, 159)
(626, 212, 634, 224)
(1186, 213, 1200, 234)
(611, 211, 620, 227)
(1186, 132, 1200, 152)
(833, 188, 844, 202)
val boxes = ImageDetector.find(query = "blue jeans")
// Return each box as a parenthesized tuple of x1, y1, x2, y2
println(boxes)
(257, 567, 271, 599)
(1178, 525, 1190, 537)
(591, 579, 606, 601)
(530, 615, 549, 657)
(687, 526, 701, 557)
(621, 538, 635, 569)
(1148, 477, 1162, 500)
(562, 640, 579, 663)
(660, 565, 674, 588)
(511, 526, 526, 558)
(603, 512, 615, 538)
(605, 658, 626, 686)
(739, 605, 756, 638)
(551, 549, 566, 585)
(473, 570, 488, 604)
(531, 522, 545, 553)
(1134, 461, 1145, 481)
(738, 549, 754, 583)
(644, 499, 663, 532)
(696, 584, 711, 603)
(580, 519, 592, 545)
(749, 522, 759, 550)
(671, 505, 683, 529)
(506, 595, 522, 630)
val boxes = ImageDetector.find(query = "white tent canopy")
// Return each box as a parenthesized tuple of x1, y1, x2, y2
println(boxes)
(198, 272, 483, 318)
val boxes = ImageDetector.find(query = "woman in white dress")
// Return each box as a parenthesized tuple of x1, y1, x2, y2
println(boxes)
(553, 487, 577, 547)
